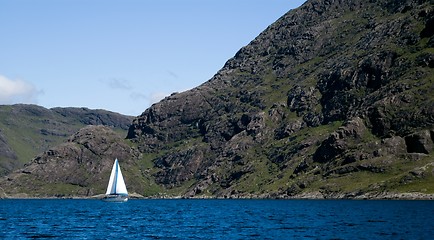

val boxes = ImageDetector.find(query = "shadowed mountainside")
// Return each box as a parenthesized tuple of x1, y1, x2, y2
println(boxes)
(126, 0, 434, 198)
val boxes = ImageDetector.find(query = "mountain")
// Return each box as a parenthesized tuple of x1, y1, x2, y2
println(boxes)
(0, 104, 133, 176)
(1, 0, 433, 199)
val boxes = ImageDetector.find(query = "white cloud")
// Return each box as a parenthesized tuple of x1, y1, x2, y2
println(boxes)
(0, 75, 39, 104)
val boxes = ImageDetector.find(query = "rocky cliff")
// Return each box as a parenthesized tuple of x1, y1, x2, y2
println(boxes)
(126, 0, 434, 198)
(1, 0, 433, 199)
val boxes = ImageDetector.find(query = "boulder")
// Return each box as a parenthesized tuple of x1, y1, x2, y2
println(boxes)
(405, 130, 434, 154)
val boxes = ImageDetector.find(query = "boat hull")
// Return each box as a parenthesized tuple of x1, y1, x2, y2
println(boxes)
(102, 194, 128, 202)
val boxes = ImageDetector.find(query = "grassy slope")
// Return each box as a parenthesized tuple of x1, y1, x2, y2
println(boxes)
(0, 106, 84, 166)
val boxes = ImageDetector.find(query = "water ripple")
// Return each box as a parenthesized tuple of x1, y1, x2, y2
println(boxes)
(0, 199, 433, 239)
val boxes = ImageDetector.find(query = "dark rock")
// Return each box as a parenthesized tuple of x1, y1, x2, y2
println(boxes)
(375, 136, 407, 156)
(154, 147, 210, 187)
(293, 160, 310, 175)
(313, 118, 366, 163)
(416, 53, 434, 68)
(274, 119, 305, 140)
(420, 12, 434, 38)
(405, 130, 434, 154)
(287, 86, 319, 116)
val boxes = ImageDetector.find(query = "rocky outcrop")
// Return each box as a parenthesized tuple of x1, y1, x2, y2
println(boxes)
(405, 130, 434, 154)
(313, 117, 368, 164)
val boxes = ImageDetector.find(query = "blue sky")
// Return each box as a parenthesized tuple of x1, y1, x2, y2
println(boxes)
(0, 0, 306, 116)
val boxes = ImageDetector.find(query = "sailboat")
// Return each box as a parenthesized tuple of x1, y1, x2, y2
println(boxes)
(102, 158, 128, 202)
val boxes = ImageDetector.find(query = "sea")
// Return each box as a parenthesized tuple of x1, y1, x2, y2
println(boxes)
(0, 199, 433, 239)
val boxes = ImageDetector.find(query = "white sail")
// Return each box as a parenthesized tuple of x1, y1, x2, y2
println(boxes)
(105, 159, 128, 195)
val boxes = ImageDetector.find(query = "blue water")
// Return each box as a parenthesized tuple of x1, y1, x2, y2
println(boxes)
(0, 199, 433, 239)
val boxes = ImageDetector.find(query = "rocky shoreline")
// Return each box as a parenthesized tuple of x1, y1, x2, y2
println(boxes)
(1, 191, 433, 200)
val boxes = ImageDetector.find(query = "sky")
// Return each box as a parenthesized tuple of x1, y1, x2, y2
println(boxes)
(0, 0, 306, 116)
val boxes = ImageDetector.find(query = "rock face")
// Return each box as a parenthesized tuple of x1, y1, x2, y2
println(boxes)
(0, 104, 133, 176)
(126, 0, 434, 198)
(405, 130, 434, 154)
(1, 0, 434, 198)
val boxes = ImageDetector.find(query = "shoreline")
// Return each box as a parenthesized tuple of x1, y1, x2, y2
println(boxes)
(2, 191, 434, 200)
